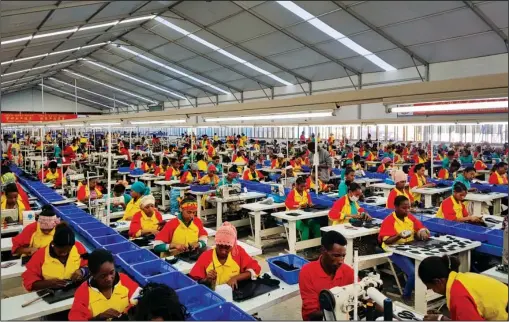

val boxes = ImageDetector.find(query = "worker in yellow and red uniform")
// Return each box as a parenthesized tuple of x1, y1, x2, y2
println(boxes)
(306, 168, 332, 192)
(140, 157, 156, 173)
(154, 197, 208, 257)
(180, 163, 201, 184)
(38, 160, 66, 188)
(438, 160, 461, 180)
(413, 149, 428, 164)
(435, 149, 446, 161)
(409, 163, 436, 204)
(1, 168, 31, 211)
(436, 183, 483, 223)
(22, 223, 88, 292)
(377, 157, 393, 173)
(418, 255, 508, 321)
(196, 154, 209, 172)
(473, 156, 487, 171)
(128, 195, 164, 238)
(364, 147, 377, 161)
(271, 153, 285, 169)
(290, 154, 305, 172)
(379, 196, 430, 301)
(122, 181, 150, 221)
(12, 205, 60, 256)
(63, 138, 78, 161)
(386, 171, 415, 210)
(119, 141, 131, 162)
(285, 177, 321, 240)
(328, 183, 371, 225)
(199, 164, 220, 186)
(1, 183, 27, 223)
(69, 249, 141, 321)
(207, 142, 217, 161)
(189, 222, 261, 289)
(328, 133, 335, 145)
(164, 158, 181, 180)
(489, 162, 508, 185)
(76, 177, 103, 203)
(243, 160, 265, 182)
(154, 157, 169, 177)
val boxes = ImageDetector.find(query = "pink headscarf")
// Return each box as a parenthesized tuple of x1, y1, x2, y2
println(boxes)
(215, 222, 238, 256)
(393, 170, 408, 183)
(38, 215, 60, 230)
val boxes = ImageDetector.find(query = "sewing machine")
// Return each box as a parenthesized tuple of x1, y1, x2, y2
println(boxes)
(1, 209, 19, 224)
(216, 183, 242, 199)
(270, 184, 286, 203)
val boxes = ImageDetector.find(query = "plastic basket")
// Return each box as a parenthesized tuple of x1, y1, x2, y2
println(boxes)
(486, 229, 504, 247)
(103, 242, 139, 255)
(190, 184, 211, 192)
(79, 222, 105, 231)
(176, 284, 225, 314)
(476, 243, 503, 257)
(146, 271, 196, 291)
(189, 303, 255, 321)
(131, 260, 176, 285)
(85, 227, 118, 240)
(267, 254, 309, 285)
(422, 218, 450, 235)
(116, 249, 159, 276)
(454, 224, 490, 242)
(92, 234, 127, 248)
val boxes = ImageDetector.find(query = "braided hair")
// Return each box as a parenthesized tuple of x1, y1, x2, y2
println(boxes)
(132, 283, 187, 321)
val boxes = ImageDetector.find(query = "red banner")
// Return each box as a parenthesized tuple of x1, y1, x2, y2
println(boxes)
(1, 113, 78, 123)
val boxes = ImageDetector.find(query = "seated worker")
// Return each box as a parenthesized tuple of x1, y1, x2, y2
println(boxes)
(38, 160, 65, 188)
(130, 153, 143, 170)
(164, 158, 181, 180)
(218, 167, 239, 187)
(271, 153, 286, 169)
(364, 147, 377, 161)
(130, 282, 187, 321)
(351, 155, 362, 171)
(111, 183, 132, 212)
(22, 223, 88, 292)
(489, 162, 508, 185)
(377, 157, 393, 173)
(384, 145, 395, 160)
(329, 183, 371, 225)
(232, 150, 248, 165)
(243, 160, 265, 181)
(12, 205, 60, 256)
(285, 177, 321, 241)
(473, 155, 487, 171)
(154, 197, 208, 257)
(129, 195, 164, 238)
(387, 170, 415, 209)
(378, 195, 430, 302)
(199, 164, 220, 186)
(394, 148, 404, 163)
(141, 157, 156, 173)
(418, 255, 508, 321)
(154, 157, 169, 176)
(63, 139, 78, 161)
(122, 181, 150, 221)
(69, 249, 141, 321)
(76, 177, 103, 203)
(180, 163, 202, 184)
(435, 149, 446, 162)
(453, 166, 477, 192)
(459, 149, 473, 164)
(299, 231, 354, 321)
(206, 142, 217, 161)
(119, 141, 131, 162)
(306, 169, 332, 192)
(196, 154, 208, 172)
(442, 150, 456, 169)
(409, 163, 435, 204)
(436, 183, 483, 223)
(438, 160, 461, 180)
(1, 167, 30, 210)
(413, 149, 428, 164)
(209, 155, 223, 175)
(290, 154, 305, 172)
(338, 168, 355, 198)
(189, 222, 261, 289)
(1, 183, 26, 223)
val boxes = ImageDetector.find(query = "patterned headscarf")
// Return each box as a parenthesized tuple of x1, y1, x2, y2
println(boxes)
(215, 222, 238, 256)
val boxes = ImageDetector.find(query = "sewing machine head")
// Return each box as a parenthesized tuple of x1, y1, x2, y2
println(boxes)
(217, 183, 242, 199)
(1, 209, 18, 224)
(270, 184, 285, 197)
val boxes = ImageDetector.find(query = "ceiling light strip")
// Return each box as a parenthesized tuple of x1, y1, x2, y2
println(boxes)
(83, 59, 186, 99)
(205, 112, 332, 122)
(38, 84, 113, 109)
(1, 59, 78, 77)
(130, 120, 186, 125)
(154, 16, 293, 86)
(276, 1, 396, 72)
(63, 69, 157, 104)
(391, 99, 509, 113)
(48, 77, 130, 106)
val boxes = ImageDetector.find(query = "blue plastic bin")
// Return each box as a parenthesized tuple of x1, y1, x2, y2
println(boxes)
(476, 243, 503, 256)
(146, 271, 196, 291)
(486, 229, 504, 247)
(176, 285, 225, 314)
(85, 227, 118, 240)
(103, 242, 139, 255)
(454, 224, 490, 242)
(92, 235, 127, 248)
(189, 303, 255, 321)
(422, 218, 450, 235)
(267, 254, 309, 285)
(79, 222, 106, 231)
(131, 260, 176, 285)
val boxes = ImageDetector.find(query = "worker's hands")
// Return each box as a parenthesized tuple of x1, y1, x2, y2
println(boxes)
(173, 244, 188, 253)
(70, 269, 84, 283)
(399, 230, 413, 238)
(95, 309, 122, 320)
(22, 247, 39, 256)
(157, 220, 167, 229)
(417, 228, 430, 240)
(226, 276, 239, 290)
(190, 242, 200, 250)
(47, 279, 69, 289)
(205, 270, 217, 284)
(467, 216, 483, 223)
(360, 212, 372, 221)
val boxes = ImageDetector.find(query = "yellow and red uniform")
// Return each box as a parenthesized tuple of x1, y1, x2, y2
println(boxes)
(63, 145, 77, 160)
(285, 188, 312, 210)
(16, 182, 31, 210)
(154, 165, 168, 177)
(413, 154, 427, 164)
(328, 195, 362, 225)
(436, 196, 468, 221)
(474, 160, 487, 171)
(243, 169, 264, 181)
(299, 258, 354, 321)
(1, 194, 26, 222)
(164, 167, 180, 180)
(38, 168, 66, 188)
(12, 222, 54, 254)
(180, 171, 201, 184)
(128, 210, 163, 238)
(155, 216, 208, 253)
(68, 273, 139, 321)
(409, 173, 427, 202)
(233, 155, 248, 164)
(140, 162, 155, 173)
(386, 188, 414, 209)
(378, 212, 425, 250)
(207, 146, 216, 160)
(346, 152, 354, 160)
(121, 197, 142, 221)
(305, 176, 327, 192)
(199, 174, 220, 185)
(377, 163, 390, 173)
(394, 154, 403, 163)
(189, 247, 261, 286)
(197, 160, 208, 172)
(435, 154, 444, 161)
(22, 242, 87, 291)
(438, 168, 456, 180)
(445, 271, 508, 321)
(76, 184, 103, 202)
(365, 152, 376, 161)
(489, 172, 508, 185)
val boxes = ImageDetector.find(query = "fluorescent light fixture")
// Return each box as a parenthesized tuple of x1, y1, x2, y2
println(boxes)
(64, 123, 85, 127)
(33, 27, 78, 39)
(390, 99, 508, 113)
(48, 77, 130, 106)
(130, 120, 186, 125)
(120, 15, 156, 24)
(116, 45, 230, 95)
(154, 16, 293, 86)
(1, 75, 46, 85)
(90, 122, 122, 126)
(83, 59, 186, 99)
(63, 69, 157, 104)
(78, 21, 119, 31)
(2, 35, 33, 45)
(277, 1, 396, 72)
(38, 84, 113, 109)
(205, 112, 332, 122)
(1, 59, 78, 77)
(47, 125, 62, 128)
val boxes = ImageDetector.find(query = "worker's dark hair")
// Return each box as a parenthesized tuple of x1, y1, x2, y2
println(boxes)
(348, 182, 361, 192)
(463, 149, 471, 155)
(170, 158, 178, 164)
(344, 168, 355, 177)
(296, 176, 306, 185)
(248, 160, 256, 166)
(52, 223, 75, 247)
(1, 165, 12, 175)
(353, 155, 361, 163)
(450, 160, 461, 170)
(496, 162, 508, 169)
(394, 195, 409, 207)
(447, 150, 455, 157)
(48, 160, 58, 169)
(418, 255, 460, 284)
(161, 157, 169, 166)
(39, 205, 56, 217)
(212, 155, 220, 161)
(88, 249, 114, 275)
(4, 183, 18, 194)
(133, 282, 187, 320)
(307, 142, 316, 152)
(418, 149, 426, 155)
(196, 154, 204, 161)
(414, 163, 425, 171)
(452, 182, 467, 193)
(113, 184, 126, 194)
(321, 231, 347, 250)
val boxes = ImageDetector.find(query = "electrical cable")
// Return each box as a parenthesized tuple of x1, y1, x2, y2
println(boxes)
(397, 310, 421, 321)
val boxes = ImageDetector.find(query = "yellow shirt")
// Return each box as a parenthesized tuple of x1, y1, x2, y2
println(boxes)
(206, 250, 240, 286)
(41, 245, 81, 280)
(197, 160, 208, 172)
(122, 198, 142, 221)
(1, 195, 25, 222)
(199, 175, 219, 186)
(31, 224, 55, 249)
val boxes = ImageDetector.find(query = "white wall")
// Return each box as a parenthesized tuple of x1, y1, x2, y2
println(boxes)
(1, 88, 103, 114)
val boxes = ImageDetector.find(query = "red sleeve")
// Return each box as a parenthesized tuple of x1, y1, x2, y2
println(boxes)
(409, 175, 418, 188)
(407, 214, 425, 231)
(76, 185, 87, 202)
(21, 247, 46, 291)
(119, 273, 140, 300)
(155, 211, 163, 222)
(299, 263, 318, 321)
(16, 183, 31, 210)
(488, 173, 498, 185)
(378, 215, 397, 244)
(242, 170, 249, 180)
(164, 168, 172, 181)
(128, 212, 143, 238)
(38, 170, 45, 180)
(237, 246, 261, 275)
(449, 280, 485, 321)
(285, 190, 299, 209)
(153, 166, 160, 176)
(193, 217, 208, 238)
(377, 164, 385, 173)
(68, 282, 92, 321)
(155, 219, 179, 244)
(180, 172, 188, 183)
(386, 190, 396, 209)
(440, 198, 457, 221)
(12, 222, 38, 254)
(307, 191, 313, 206)
(130, 162, 135, 170)
(328, 197, 346, 220)
(257, 171, 264, 179)
(75, 242, 88, 267)
(305, 177, 311, 190)
(271, 159, 276, 169)
(189, 249, 213, 281)
(55, 170, 63, 188)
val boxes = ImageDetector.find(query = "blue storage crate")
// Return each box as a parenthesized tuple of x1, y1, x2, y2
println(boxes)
(267, 254, 309, 285)
(92, 235, 126, 248)
(85, 227, 117, 238)
(476, 243, 503, 257)
(190, 303, 255, 321)
(176, 285, 225, 314)
(263, 160, 271, 167)
(422, 218, 450, 235)
(131, 260, 176, 285)
(103, 242, 139, 255)
(117, 249, 159, 267)
(486, 229, 504, 247)
(147, 271, 196, 291)
(454, 224, 489, 242)
(79, 222, 105, 231)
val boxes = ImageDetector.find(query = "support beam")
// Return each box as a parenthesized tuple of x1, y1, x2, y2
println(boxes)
(463, 1, 508, 50)
(1, 1, 108, 17)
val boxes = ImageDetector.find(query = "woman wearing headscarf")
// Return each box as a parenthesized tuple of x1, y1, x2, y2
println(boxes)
(128, 195, 164, 238)
(12, 205, 60, 256)
(189, 222, 261, 290)
(386, 170, 414, 209)
(122, 181, 150, 221)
